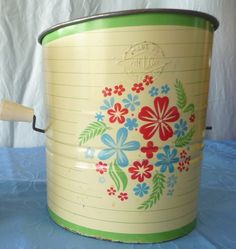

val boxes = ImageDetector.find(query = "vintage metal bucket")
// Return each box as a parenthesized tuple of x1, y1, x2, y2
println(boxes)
(0, 9, 219, 243)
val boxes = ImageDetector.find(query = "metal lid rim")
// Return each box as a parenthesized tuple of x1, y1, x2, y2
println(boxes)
(38, 8, 219, 44)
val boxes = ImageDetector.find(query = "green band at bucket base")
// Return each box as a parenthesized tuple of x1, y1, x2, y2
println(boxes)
(42, 13, 213, 45)
(48, 208, 197, 243)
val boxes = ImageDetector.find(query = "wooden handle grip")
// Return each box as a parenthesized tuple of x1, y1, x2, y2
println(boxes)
(0, 100, 34, 122)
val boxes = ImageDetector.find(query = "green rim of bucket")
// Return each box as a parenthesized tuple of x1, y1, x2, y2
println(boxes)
(41, 12, 213, 45)
(48, 208, 197, 243)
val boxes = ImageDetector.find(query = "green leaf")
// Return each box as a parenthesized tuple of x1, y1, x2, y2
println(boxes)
(138, 173, 166, 210)
(175, 79, 187, 109)
(78, 121, 109, 146)
(183, 104, 195, 114)
(175, 127, 195, 147)
(108, 161, 128, 192)
(114, 160, 128, 191)
(109, 163, 120, 191)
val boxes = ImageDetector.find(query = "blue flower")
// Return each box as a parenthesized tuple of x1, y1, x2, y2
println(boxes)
(133, 183, 150, 197)
(174, 119, 188, 137)
(100, 97, 115, 110)
(124, 118, 138, 131)
(85, 147, 95, 159)
(98, 128, 140, 167)
(99, 176, 106, 184)
(167, 189, 174, 196)
(95, 112, 105, 121)
(149, 87, 159, 97)
(161, 84, 170, 94)
(167, 175, 177, 188)
(155, 145, 179, 173)
(122, 94, 140, 112)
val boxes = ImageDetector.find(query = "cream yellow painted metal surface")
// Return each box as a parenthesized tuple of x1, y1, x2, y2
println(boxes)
(43, 24, 213, 241)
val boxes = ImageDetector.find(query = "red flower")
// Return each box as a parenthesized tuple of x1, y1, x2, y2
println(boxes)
(189, 114, 195, 123)
(107, 103, 128, 124)
(128, 160, 153, 182)
(178, 165, 184, 172)
(178, 154, 191, 172)
(114, 84, 125, 96)
(138, 96, 180, 141)
(102, 87, 112, 97)
(118, 192, 128, 201)
(185, 156, 191, 165)
(180, 150, 187, 159)
(141, 141, 158, 159)
(131, 83, 144, 93)
(107, 187, 116, 196)
(143, 75, 153, 86)
(96, 161, 108, 174)
(179, 161, 184, 167)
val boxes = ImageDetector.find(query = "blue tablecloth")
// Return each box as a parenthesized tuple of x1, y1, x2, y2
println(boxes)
(0, 140, 236, 249)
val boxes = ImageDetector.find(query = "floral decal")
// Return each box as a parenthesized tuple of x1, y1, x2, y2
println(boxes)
(95, 112, 105, 121)
(149, 86, 159, 97)
(102, 87, 112, 97)
(122, 94, 140, 111)
(143, 75, 154, 86)
(133, 183, 150, 197)
(155, 145, 179, 173)
(132, 83, 144, 93)
(128, 160, 154, 182)
(166, 175, 177, 197)
(100, 97, 115, 110)
(98, 128, 140, 167)
(178, 150, 191, 172)
(107, 103, 128, 124)
(124, 118, 138, 131)
(167, 175, 177, 188)
(96, 162, 108, 174)
(161, 84, 170, 94)
(107, 187, 116, 195)
(138, 96, 180, 141)
(174, 119, 188, 137)
(118, 192, 128, 201)
(85, 147, 95, 159)
(189, 113, 195, 123)
(114, 84, 125, 96)
(141, 141, 158, 159)
(78, 75, 196, 208)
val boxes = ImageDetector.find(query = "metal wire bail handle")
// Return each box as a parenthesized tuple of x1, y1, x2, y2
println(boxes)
(32, 115, 45, 133)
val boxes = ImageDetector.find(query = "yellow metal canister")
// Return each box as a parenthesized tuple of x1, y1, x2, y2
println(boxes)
(39, 9, 219, 243)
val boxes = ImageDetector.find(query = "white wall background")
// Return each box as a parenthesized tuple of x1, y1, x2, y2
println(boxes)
(0, 0, 235, 147)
